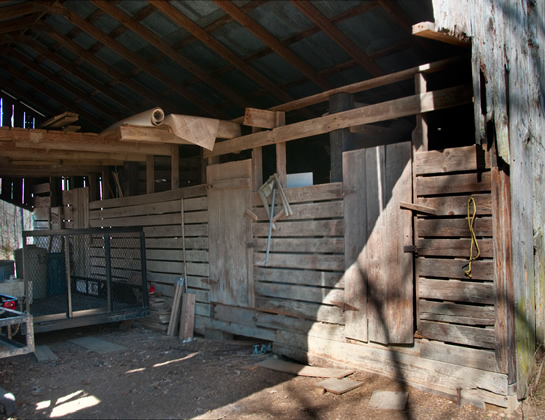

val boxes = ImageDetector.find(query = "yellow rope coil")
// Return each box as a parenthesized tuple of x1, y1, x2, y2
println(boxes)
(465, 197, 480, 278)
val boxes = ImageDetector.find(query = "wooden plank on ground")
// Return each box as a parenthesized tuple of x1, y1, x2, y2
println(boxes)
(256, 357, 354, 378)
(315, 378, 363, 394)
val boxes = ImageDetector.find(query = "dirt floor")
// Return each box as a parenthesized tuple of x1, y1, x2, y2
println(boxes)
(1, 322, 545, 420)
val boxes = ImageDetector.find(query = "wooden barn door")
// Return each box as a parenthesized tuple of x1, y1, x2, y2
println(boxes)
(343, 142, 413, 344)
(207, 160, 253, 308)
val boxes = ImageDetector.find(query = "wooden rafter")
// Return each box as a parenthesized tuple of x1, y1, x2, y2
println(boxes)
(0, 83, 53, 120)
(42, 3, 227, 118)
(7, 49, 124, 123)
(376, 0, 435, 54)
(0, 16, 37, 35)
(1, 62, 106, 129)
(0, 164, 104, 177)
(16, 34, 144, 115)
(92, 0, 251, 110)
(291, 0, 385, 77)
(214, 0, 333, 91)
(149, 0, 294, 104)
(0, 2, 37, 20)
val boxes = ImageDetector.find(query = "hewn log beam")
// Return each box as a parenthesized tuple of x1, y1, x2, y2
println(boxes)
(205, 84, 472, 158)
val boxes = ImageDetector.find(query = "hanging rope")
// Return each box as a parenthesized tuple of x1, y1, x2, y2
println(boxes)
(465, 197, 480, 278)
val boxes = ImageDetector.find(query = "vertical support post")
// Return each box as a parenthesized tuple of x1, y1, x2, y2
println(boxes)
(329, 93, 354, 182)
(140, 231, 149, 310)
(64, 235, 72, 318)
(252, 147, 263, 191)
(88, 174, 100, 202)
(171, 145, 180, 190)
(22, 244, 30, 313)
(123, 162, 139, 197)
(146, 155, 155, 194)
(105, 233, 113, 312)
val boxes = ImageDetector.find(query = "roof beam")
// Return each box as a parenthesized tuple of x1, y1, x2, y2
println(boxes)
(149, 0, 294, 104)
(0, 142, 147, 162)
(15, 34, 144, 115)
(92, 1, 251, 110)
(291, 0, 385, 77)
(6, 48, 124, 123)
(1, 62, 106, 129)
(31, 25, 184, 112)
(0, 127, 173, 156)
(43, 3, 227, 118)
(214, 0, 333, 91)
(205, 84, 472, 158)
(0, 2, 37, 20)
(0, 164, 104, 177)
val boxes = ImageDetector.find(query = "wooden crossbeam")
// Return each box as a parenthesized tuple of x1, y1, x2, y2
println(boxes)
(205, 84, 472, 157)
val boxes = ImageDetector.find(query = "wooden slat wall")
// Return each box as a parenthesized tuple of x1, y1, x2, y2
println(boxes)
(251, 183, 345, 326)
(88, 185, 210, 316)
(415, 145, 495, 350)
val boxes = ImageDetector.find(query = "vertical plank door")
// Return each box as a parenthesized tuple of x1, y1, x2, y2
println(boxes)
(343, 141, 413, 344)
(207, 159, 252, 307)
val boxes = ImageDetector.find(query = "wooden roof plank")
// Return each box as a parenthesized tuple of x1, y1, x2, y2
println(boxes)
(412, 21, 471, 48)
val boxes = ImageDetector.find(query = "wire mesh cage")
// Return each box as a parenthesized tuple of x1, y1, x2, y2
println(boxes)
(20, 228, 149, 331)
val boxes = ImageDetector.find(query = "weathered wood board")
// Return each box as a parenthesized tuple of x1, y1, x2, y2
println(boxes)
(342, 142, 413, 345)
(207, 160, 252, 308)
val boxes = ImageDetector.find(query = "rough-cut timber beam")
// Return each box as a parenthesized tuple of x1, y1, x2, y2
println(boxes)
(7, 49, 124, 123)
(42, 4, 225, 118)
(269, 55, 468, 113)
(13, 34, 143, 114)
(0, 127, 173, 156)
(214, 0, 333, 90)
(92, 0, 250, 110)
(412, 22, 471, 48)
(149, 0, 294, 104)
(205, 84, 472, 158)
(0, 143, 147, 162)
(1, 63, 105, 129)
(291, 0, 384, 77)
